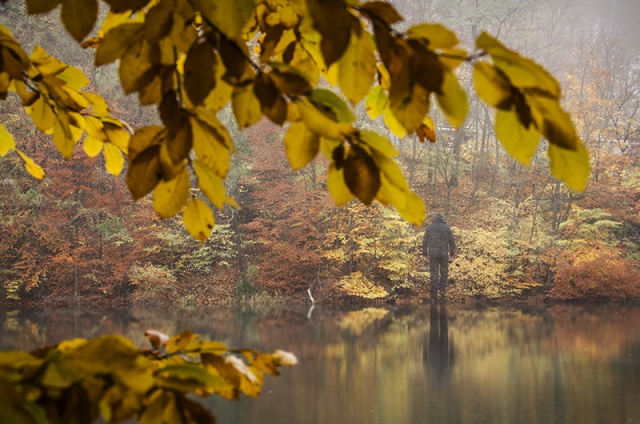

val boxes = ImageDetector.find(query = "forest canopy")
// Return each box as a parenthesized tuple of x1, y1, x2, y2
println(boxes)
(0, 0, 589, 241)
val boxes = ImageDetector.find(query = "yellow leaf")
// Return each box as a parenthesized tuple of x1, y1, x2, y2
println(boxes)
(526, 93, 578, 151)
(16, 149, 45, 179)
(0, 123, 16, 156)
(193, 160, 239, 209)
(472, 62, 513, 109)
(119, 39, 153, 94)
(374, 155, 425, 225)
(61, 0, 98, 42)
(183, 198, 215, 242)
(154, 169, 190, 218)
(29, 46, 67, 75)
(103, 142, 124, 176)
(104, 123, 130, 153)
(338, 30, 376, 105)
(327, 165, 353, 206)
(407, 23, 459, 49)
(26, 96, 56, 133)
(284, 121, 320, 170)
(52, 112, 76, 158)
(191, 115, 232, 178)
(232, 85, 263, 129)
(297, 98, 353, 140)
(389, 83, 430, 135)
(358, 130, 398, 158)
(382, 106, 407, 139)
(365, 85, 388, 120)
(436, 69, 468, 128)
(56, 66, 90, 90)
(84, 116, 106, 140)
(495, 108, 541, 165)
(191, 0, 255, 39)
(83, 135, 103, 158)
(548, 140, 590, 192)
(476, 31, 561, 98)
(95, 23, 144, 65)
(202, 59, 233, 112)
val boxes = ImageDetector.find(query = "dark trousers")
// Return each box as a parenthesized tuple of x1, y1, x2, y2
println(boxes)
(429, 256, 449, 298)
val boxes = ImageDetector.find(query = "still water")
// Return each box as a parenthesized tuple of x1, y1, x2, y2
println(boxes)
(1, 303, 639, 424)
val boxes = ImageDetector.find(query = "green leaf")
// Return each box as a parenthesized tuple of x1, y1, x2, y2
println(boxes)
(338, 30, 376, 105)
(495, 108, 541, 165)
(190, 0, 255, 39)
(61, 0, 98, 42)
(284, 121, 320, 170)
(103, 142, 124, 176)
(436, 69, 468, 128)
(183, 198, 215, 242)
(548, 141, 590, 192)
(0, 123, 16, 156)
(184, 41, 217, 106)
(153, 168, 190, 218)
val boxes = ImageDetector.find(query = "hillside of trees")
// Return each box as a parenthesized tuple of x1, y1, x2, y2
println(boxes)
(1, 0, 639, 306)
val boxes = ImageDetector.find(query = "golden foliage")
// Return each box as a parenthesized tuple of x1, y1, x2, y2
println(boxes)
(1, 0, 589, 240)
(335, 271, 388, 299)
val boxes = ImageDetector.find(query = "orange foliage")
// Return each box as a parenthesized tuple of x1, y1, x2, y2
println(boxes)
(549, 247, 640, 299)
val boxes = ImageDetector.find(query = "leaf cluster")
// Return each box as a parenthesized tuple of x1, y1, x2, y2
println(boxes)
(0, 330, 296, 424)
(1, 0, 590, 241)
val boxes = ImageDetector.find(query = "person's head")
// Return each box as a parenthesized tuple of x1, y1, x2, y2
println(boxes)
(433, 212, 445, 223)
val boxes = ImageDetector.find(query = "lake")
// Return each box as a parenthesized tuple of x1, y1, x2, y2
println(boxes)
(1, 302, 639, 424)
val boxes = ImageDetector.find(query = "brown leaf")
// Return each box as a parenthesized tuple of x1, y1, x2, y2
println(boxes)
(307, 0, 354, 66)
(416, 123, 436, 143)
(183, 41, 217, 106)
(126, 145, 162, 200)
(344, 145, 380, 205)
(359, 1, 403, 25)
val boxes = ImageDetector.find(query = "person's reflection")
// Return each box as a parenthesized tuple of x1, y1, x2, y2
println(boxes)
(425, 304, 454, 387)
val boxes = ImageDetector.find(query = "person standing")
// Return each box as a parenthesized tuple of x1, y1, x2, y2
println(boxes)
(422, 212, 456, 302)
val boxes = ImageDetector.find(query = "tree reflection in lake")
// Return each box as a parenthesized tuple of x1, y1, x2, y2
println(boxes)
(1, 303, 640, 424)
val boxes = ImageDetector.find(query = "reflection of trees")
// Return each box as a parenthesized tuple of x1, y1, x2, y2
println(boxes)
(425, 305, 455, 388)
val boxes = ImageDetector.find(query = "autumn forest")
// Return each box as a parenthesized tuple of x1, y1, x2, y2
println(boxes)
(1, 0, 639, 308)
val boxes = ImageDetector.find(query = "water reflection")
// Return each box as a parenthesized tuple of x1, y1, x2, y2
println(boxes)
(425, 305, 454, 388)
(1, 303, 640, 423)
